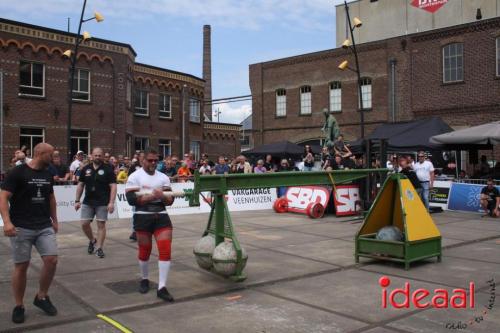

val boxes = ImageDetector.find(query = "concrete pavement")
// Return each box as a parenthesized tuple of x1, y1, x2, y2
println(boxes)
(0, 210, 499, 333)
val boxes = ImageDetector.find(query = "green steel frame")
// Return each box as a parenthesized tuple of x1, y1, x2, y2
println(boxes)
(187, 169, 387, 281)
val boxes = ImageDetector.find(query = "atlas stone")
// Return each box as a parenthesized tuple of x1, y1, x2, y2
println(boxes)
(193, 235, 216, 270)
(212, 241, 248, 277)
(376, 226, 404, 242)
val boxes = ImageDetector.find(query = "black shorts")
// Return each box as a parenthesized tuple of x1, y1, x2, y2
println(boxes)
(487, 200, 497, 212)
(133, 214, 172, 233)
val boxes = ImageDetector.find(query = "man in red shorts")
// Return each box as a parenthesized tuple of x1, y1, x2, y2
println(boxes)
(125, 149, 175, 302)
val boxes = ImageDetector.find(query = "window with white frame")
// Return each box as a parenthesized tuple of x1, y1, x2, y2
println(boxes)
(190, 141, 200, 161)
(276, 89, 286, 117)
(72, 68, 90, 101)
(70, 129, 90, 156)
(300, 86, 312, 115)
(19, 61, 44, 96)
(443, 43, 463, 83)
(496, 38, 500, 76)
(159, 94, 172, 118)
(329, 81, 342, 112)
(189, 98, 200, 122)
(20, 128, 44, 156)
(360, 77, 372, 110)
(158, 139, 171, 158)
(134, 137, 149, 151)
(134, 90, 149, 116)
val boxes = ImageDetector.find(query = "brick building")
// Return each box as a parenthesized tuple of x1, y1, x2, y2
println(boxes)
(0, 17, 240, 172)
(203, 121, 241, 159)
(249, 17, 500, 159)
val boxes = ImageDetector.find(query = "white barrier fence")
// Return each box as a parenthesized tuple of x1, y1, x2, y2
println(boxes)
(0, 184, 277, 225)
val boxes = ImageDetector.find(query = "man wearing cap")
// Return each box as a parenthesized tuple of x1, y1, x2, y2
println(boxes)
(69, 151, 84, 175)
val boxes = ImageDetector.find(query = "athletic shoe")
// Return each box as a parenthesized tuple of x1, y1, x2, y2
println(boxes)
(12, 305, 25, 323)
(157, 287, 174, 302)
(33, 295, 57, 316)
(129, 232, 137, 241)
(96, 248, 105, 258)
(139, 279, 150, 294)
(88, 239, 97, 254)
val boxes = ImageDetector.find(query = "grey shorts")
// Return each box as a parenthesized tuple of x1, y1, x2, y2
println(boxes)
(81, 204, 108, 222)
(10, 227, 58, 263)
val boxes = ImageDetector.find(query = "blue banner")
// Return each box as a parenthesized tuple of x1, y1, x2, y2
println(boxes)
(448, 183, 500, 212)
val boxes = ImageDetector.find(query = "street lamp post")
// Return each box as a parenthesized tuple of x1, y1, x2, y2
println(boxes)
(64, 0, 103, 164)
(338, 2, 370, 206)
(339, 1, 364, 139)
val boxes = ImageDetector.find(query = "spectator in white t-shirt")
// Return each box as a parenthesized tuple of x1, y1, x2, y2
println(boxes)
(412, 151, 435, 211)
(70, 151, 85, 175)
(199, 160, 212, 175)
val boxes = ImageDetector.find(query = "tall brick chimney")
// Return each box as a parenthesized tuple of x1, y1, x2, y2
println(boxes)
(203, 25, 212, 121)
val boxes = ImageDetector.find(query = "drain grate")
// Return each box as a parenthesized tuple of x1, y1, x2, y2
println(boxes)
(104, 280, 158, 295)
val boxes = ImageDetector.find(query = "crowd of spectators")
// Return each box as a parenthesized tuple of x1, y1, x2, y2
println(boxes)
(7, 137, 498, 189)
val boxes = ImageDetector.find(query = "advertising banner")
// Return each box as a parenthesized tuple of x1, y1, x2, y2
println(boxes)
(410, 0, 448, 13)
(448, 183, 500, 213)
(429, 180, 451, 210)
(284, 186, 331, 215)
(333, 185, 360, 216)
(0, 184, 277, 225)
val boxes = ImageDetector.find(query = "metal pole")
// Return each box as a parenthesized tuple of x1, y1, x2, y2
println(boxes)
(181, 85, 186, 156)
(0, 69, 4, 178)
(67, 0, 87, 164)
(344, 1, 364, 139)
(389, 58, 396, 122)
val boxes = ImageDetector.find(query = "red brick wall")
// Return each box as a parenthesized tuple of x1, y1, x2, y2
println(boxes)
(0, 20, 226, 172)
(250, 17, 500, 162)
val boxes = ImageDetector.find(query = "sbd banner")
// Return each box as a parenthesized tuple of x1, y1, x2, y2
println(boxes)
(284, 186, 331, 215)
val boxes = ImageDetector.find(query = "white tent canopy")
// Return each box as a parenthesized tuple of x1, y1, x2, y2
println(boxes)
(430, 121, 500, 145)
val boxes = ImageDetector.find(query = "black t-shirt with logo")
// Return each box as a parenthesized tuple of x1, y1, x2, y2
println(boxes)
(79, 163, 116, 206)
(481, 186, 499, 202)
(1, 164, 54, 230)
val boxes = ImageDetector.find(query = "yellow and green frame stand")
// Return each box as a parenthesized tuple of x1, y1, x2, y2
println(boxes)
(355, 173, 442, 270)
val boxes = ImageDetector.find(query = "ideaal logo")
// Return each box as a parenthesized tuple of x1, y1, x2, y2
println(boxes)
(379, 276, 475, 309)
(379, 276, 496, 330)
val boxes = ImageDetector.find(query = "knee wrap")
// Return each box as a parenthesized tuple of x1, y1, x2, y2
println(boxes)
(137, 232, 152, 261)
(156, 238, 171, 261)
(154, 227, 172, 261)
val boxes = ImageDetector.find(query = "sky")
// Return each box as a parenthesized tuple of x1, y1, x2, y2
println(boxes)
(0, 0, 346, 124)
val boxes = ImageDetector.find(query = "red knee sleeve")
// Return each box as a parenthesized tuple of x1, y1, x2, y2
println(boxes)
(154, 227, 172, 261)
(156, 238, 171, 261)
(137, 232, 152, 261)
